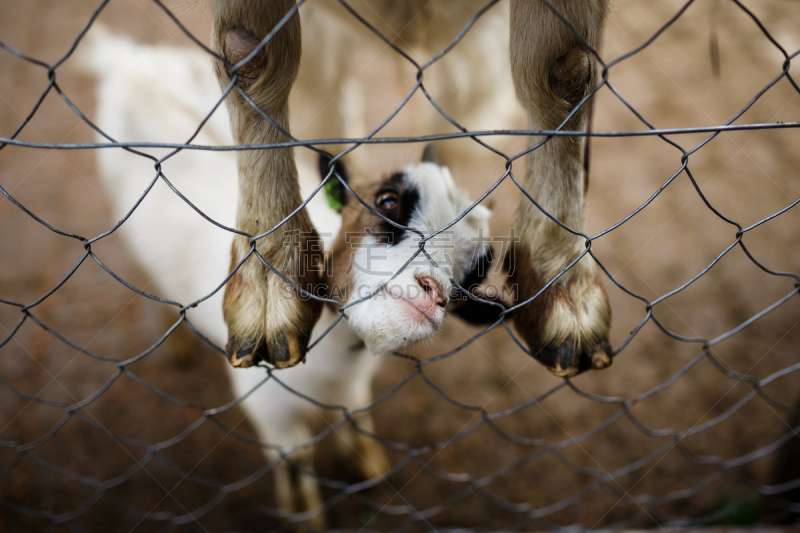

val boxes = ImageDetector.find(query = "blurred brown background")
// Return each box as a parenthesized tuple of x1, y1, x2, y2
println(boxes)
(1, 0, 799, 531)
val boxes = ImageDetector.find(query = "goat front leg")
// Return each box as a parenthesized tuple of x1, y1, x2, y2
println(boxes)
(210, 1, 321, 368)
(508, 0, 611, 377)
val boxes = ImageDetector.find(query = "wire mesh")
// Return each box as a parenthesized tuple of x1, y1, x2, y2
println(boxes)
(1, 0, 800, 532)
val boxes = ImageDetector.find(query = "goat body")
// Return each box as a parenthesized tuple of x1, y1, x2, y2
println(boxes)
(87, 0, 615, 525)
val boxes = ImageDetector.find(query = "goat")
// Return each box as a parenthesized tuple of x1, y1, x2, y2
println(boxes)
(83, 29, 499, 530)
(206, 0, 613, 377)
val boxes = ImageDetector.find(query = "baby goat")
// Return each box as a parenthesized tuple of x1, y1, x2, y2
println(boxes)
(84, 30, 498, 529)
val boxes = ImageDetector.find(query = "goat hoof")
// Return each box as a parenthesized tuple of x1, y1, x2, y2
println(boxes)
(513, 287, 613, 378)
(226, 329, 310, 369)
(533, 335, 612, 377)
(511, 247, 612, 377)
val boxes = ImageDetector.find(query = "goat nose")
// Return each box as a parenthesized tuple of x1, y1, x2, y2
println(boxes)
(416, 275, 446, 307)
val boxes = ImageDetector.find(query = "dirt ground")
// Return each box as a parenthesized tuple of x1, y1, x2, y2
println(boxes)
(1, 0, 800, 532)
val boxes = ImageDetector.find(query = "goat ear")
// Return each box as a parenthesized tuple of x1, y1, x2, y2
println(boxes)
(318, 153, 349, 213)
(421, 144, 440, 165)
(451, 291, 506, 326)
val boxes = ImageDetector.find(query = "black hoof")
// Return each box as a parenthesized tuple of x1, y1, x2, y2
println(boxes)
(533, 335, 612, 377)
(226, 329, 311, 369)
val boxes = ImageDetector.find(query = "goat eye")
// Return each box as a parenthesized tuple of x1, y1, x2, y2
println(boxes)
(375, 191, 399, 210)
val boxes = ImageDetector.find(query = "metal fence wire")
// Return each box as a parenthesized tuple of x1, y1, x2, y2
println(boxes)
(1, 0, 800, 531)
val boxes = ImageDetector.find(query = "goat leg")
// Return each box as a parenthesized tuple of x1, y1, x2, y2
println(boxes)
(209, 0, 321, 368)
(508, 0, 612, 377)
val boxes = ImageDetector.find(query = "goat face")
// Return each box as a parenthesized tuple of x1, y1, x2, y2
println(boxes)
(322, 155, 492, 355)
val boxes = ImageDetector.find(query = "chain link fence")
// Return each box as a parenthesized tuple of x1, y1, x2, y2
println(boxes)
(1, 0, 800, 531)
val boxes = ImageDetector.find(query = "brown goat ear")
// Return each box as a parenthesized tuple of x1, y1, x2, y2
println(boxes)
(421, 144, 440, 165)
(318, 153, 349, 212)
